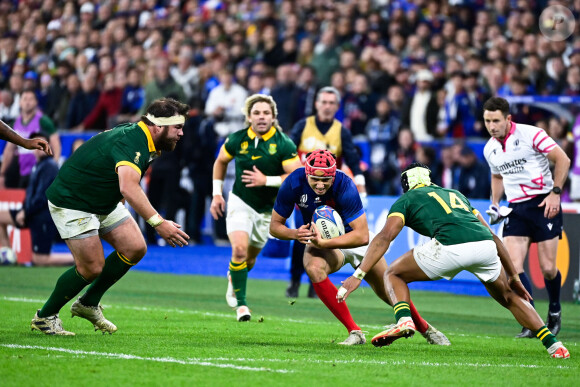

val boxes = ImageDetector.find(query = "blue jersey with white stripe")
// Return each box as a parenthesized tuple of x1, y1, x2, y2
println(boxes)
(273, 168, 364, 232)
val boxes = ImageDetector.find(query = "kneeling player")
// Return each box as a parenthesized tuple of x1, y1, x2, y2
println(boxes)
(270, 149, 450, 346)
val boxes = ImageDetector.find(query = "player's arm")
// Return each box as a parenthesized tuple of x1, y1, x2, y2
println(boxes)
(270, 209, 314, 244)
(490, 173, 504, 206)
(117, 165, 189, 247)
(475, 211, 532, 301)
(310, 213, 369, 249)
(337, 215, 404, 302)
(0, 119, 52, 155)
(541, 146, 571, 218)
(242, 157, 301, 187)
(209, 145, 233, 220)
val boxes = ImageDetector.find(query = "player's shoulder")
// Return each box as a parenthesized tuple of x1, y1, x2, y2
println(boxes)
(514, 122, 546, 140)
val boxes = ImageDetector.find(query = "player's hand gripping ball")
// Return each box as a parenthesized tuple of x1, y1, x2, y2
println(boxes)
(312, 205, 345, 239)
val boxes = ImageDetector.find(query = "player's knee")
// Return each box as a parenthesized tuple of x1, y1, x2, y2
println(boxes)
(232, 244, 248, 262)
(539, 263, 557, 279)
(305, 262, 327, 282)
(77, 263, 103, 281)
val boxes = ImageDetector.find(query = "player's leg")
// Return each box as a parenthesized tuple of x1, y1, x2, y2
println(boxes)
(82, 216, 146, 306)
(483, 268, 569, 358)
(537, 236, 562, 335)
(228, 230, 251, 306)
(0, 209, 15, 247)
(503, 235, 535, 338)
(372, 250, 428, 346)
(305, 245, 363, 344)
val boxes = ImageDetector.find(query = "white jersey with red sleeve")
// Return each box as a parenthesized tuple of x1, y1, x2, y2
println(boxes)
(483, 121, 557, 203)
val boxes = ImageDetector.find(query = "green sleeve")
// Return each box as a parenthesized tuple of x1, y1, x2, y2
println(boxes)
(40, 115, 57, 135)
(223, 133, 237, 157)
(279, 134, 298, 161)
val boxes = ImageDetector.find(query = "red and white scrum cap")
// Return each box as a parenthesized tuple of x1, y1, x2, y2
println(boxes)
(305, 149, 337, 179)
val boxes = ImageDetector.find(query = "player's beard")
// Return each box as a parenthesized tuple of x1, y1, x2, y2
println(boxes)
(157, 126, 178, 151)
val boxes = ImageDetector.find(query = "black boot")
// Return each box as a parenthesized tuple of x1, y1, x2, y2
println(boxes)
(546, 310, 562, 336)
(515, 327, 534, 338)
(286, 281, 300, 298)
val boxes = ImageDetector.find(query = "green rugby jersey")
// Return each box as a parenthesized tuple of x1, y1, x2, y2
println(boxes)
(388, 184, 493, 245)
(47, 122, 159, 215)
(223, 126, 299, 213)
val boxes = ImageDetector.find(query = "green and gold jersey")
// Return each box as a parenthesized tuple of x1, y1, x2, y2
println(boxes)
(47, 122, 158, 215)
(388, 184, 493, 245)
(223, 126, 299, 214)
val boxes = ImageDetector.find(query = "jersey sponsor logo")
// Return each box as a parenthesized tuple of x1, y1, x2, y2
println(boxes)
(251, 155, 262, 160)
(548, 223, 553, 230)
(134, 152, 141, 164)
(496, 158, 527, 174)
(268, 144, 277, 155)
(314, 196, 321, 203)
(240, 141, 249, 154)
(298, 194, 308, 208)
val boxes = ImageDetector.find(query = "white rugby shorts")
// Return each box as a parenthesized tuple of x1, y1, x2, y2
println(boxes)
(226, 193, 271, 248)
(413, 238, 501, 283)
(48, 201, 131, 240)
(338, 231, 377, 269)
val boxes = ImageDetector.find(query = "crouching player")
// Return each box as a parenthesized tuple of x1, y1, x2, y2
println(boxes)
(270, 149, 450, 346)
(338, 162, 570, 358)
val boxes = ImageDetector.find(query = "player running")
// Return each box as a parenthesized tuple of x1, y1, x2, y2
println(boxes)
(338, 162, 570, 359)
(270, 149, 450, 346)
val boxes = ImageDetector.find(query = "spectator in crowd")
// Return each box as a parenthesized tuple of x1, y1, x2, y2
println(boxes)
(117, 66, 145, 124)
(342, 72, 376, 138)
(366, 97, 401, 195)
(402, 69, 439, 141)
(66, 73, 100, 130)
(73, 71, 125, 131)
(0, 89, 18, 124)
(138, 56, 186, 118)
(456, 145, 491, 199)
(310, 27, 340, 87)
(0, 132, 73, 266)
(0, 90, 60, 189)
(170, 44, 200, 107)
(294, 65, 317, 122)
(382, 128, 418, 195)
(271, 64, 300, 132)
(43, 61, 75, 126)
(204, 68, 248, 139)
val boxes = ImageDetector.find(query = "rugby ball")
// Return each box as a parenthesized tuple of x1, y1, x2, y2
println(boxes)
(312, 205, 345, 239)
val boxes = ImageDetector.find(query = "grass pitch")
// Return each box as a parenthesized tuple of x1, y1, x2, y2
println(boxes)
(1, 266, 578, 386)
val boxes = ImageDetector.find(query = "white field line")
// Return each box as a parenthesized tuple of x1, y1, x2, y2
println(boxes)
(1, 344, 292, 373)
(1, 344, 571, 370)
(3, 295, 576, 369)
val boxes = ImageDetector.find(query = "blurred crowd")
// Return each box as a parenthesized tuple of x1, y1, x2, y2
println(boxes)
(1, 0, 580, 243)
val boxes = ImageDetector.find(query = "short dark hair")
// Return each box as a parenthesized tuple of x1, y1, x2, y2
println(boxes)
(483, 97, 510, 117)
(141, 98, 190, 125)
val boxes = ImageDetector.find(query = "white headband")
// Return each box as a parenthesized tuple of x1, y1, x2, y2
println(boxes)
(145, 114, 185, 126)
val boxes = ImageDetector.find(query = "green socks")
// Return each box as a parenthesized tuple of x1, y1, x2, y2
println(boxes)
(394, 301, 412, 321)
(38, 267, 91, 317)
(535, 325, 558, 349)
(80, 251, 135, 307)
(229, 260, 248, 307)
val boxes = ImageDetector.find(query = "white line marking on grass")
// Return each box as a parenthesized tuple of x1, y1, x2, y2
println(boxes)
(1, 344, 292, 373)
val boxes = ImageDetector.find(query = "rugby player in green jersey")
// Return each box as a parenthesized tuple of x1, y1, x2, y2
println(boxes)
(338, 162, 570, 359)
(31, 98, 190, 336)
(210, 94, 301, 321)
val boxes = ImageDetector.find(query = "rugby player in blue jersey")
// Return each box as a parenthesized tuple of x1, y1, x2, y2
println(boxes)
(270, 149, 449, 346)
